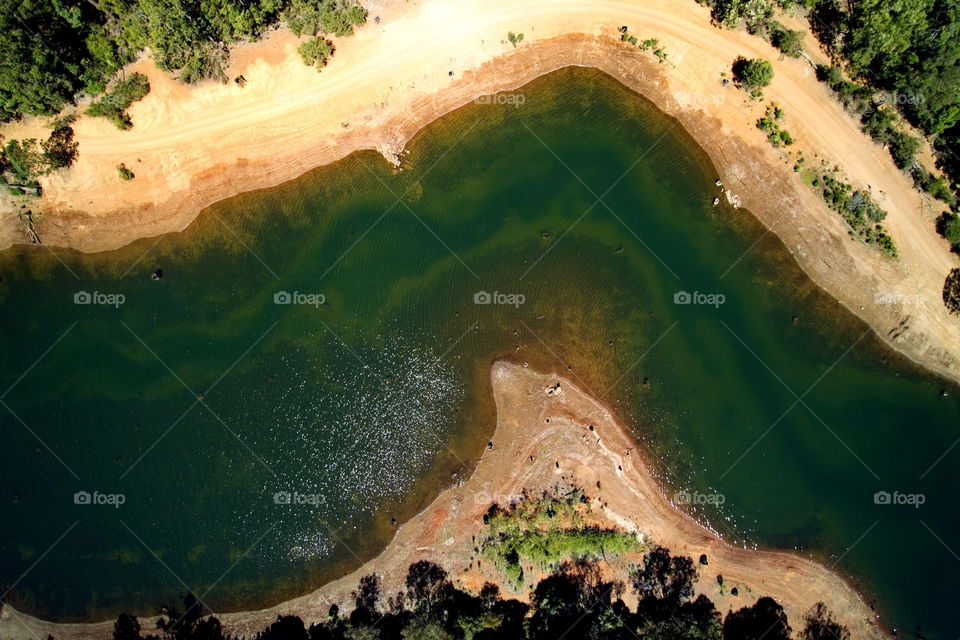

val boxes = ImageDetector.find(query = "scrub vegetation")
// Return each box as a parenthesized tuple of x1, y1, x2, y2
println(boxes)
(478, 487, 643, 588)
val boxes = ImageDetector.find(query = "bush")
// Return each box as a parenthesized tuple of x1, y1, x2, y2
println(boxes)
(507, 31, 524, 47)
(117, 163, 135, 181)
(298, 37, 334, 69)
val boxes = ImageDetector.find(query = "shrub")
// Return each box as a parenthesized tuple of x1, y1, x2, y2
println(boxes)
(943, 214, 960, 248)
(507, 32, 524, 47)
(756, 103, 794, 147)
(888, 129, 920, 169)
(921, 174, 955, 204)
(817, 171, 897, 256)
(87, 73, 150, 130)
(771, 24, 804, 57)
(944, 269, 960, 315)
(117, 163, 135, 181)
(285, 0, 367, 37)
(298, 37, 334, 70)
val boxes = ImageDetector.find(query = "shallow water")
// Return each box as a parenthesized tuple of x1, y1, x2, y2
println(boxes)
(1, 68, 958, 638)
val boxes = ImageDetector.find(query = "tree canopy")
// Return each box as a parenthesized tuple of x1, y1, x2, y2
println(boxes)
(0, 0, 367, 121)
(101, 551, 848, 640)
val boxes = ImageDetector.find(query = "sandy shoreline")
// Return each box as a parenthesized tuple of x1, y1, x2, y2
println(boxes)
(0, 361, 888, 639)
(1, 0, 957, 386)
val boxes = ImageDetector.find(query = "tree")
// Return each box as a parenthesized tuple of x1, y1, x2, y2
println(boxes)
(0, 0, 94, 120)
(732, 57, 774, 95)
(800, 602, 850, 640)
(722, 597, 791, 640)
(349, 574, 382, 626)
(258, 615, 307, 640)
(630, 545, 696, 604)
(112, 613, 141, 640)
(41, 125, 79, 170)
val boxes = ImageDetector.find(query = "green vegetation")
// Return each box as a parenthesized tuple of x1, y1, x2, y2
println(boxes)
(756, 103, 794, 147)
(0, 0, 367, 121)
(507, 31, 524, 47)
(770, 22, 803, 58)
(945, 269, 960, 315)
(479, 487, 642, 587)
(617, 29, 669, 63)
(107, 552, 850, 640)
(815, 170, 897, 257)
(87, 73, 151, 130)
(732, 57, 773, 98)
(942, 214, 960, 250)
(701, 0, 960, 219)
(298, 37, 335, 70)
(117, 163, 135, 181)
(285, 0, 367, 37)
(0, 124, 78, 195)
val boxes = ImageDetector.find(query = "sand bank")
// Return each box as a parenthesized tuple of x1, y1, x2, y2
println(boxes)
(0, 361, 888, 639)
(1, 0, 957, 383)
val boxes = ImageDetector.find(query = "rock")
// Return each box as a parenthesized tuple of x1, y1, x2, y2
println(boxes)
(546, 382, 562, 395)
(699, 554, 708, 565)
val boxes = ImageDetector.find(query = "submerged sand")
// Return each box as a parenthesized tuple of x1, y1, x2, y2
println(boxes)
(1, 361, 888, 640)
(1, 0, 957, 385)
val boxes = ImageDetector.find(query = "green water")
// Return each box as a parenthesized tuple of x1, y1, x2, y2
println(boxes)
(2, 68, 958, 637)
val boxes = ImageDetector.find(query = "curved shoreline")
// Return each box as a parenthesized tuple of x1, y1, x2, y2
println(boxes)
(0, 361, 889, 639)
(2, 0, 957, 386)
